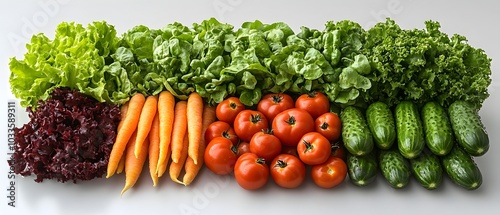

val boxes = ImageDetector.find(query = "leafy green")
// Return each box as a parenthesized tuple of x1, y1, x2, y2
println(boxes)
(9, 18, 492, 110)
(363, 19, 491, 108)
(9, 21, 122, 108)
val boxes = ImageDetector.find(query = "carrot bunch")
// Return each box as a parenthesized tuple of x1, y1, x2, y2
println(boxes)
(106, 91, 216, 196)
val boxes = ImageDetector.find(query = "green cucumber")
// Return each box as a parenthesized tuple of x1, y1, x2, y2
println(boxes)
(347, 151, 378, 186)
(441, 146, 482, 190)
(448, 100, 489, 156)
(366, 101, 396, 150)
(395, 101, 425, 159)
(379, 149, 411, 189)
(421, 102, 454, 156)
(340, 106, 374, 156)
(410, 152, 443, 190)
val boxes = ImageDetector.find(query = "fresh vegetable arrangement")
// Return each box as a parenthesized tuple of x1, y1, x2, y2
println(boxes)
(8, 18, 492, 193)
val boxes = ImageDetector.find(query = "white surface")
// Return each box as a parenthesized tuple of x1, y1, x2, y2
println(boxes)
(1, 0, 499, 214)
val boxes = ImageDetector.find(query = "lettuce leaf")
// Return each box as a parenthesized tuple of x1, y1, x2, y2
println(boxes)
(9, 21, 121, 108)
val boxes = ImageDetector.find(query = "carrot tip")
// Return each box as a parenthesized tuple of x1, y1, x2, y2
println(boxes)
(120, 187, 129, 196)
(157, 169, 166, 178)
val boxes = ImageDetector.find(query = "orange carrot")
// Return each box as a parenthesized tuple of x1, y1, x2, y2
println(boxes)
(169, 131, 189, 184)
(186, 92, 204, 165)
(182, 105, 216, 186)
(117, 102, 129, 132)
(169, 101, 188, 164)
(115, 103, 129, 175)
(116, 153, 126, 174)
(148, 111, 160, 186)
(156, 145, 171, 178)
(121, 130, 149, 196)
(107, 93, 145, 178)
(156, 91, 175, 175)
(134, 95, 158, 158)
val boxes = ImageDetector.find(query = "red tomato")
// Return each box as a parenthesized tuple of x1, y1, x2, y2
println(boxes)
(272, 108, 315, 147)
(234, 153, 269, 190)
(331, 141, 346, 161)
(257, 93, 294, 122)
(315, 112, 341, 142)
(249, 130, 282, 163)
(281, 145, 298, 157)
(205, 121, 239, 146)
(311, 156, 347, 188)
(216, 97, 246, 124)
(297, 132, 332, 165)
(270, 154, 306, 189)
(233, 110, 269, 142)
(204, 137, 238, 175)
(236, 142, 251, 157)
(295, 91, 330, 119)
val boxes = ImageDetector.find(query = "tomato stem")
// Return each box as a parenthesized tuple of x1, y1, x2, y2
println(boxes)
(320, 122, 329, 130)
(261, 128, 274, 135)
(274, 160, 288, 168)
(222, 130, 232, 139)
(284, 116, 296, 125)
(231, 145, 238, 155)
(306, 91, 318, 98)
(256, 157, 266, 165)
(272, 94, 283, 104)
(229, 101, 237, 109)
(250, 114, 263, 124)
(302, 139, 313, 152)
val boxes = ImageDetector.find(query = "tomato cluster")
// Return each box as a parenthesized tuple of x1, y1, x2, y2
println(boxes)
(204, 92, 347, 190)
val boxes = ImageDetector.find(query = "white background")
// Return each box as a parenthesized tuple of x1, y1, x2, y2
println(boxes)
(1, 0, 499, 214)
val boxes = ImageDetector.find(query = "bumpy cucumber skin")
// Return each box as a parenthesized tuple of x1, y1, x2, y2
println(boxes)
(366, 102, 396, 150)
(347, 151, 378, 186)
(379, 150, 411, 189)
(410, 152, 443, 190)
(341, 106, 374, 156)
(441, 146, 482, 190)
(395, 101, 425, 159)
(421, 102, 454, 156)
(448, 100, 489, 156)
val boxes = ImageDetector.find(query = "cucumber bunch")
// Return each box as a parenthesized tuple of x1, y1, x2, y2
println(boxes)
(340, 100, 487, 190)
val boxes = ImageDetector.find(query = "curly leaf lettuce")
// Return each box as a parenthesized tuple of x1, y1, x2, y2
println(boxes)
(9, 21, 123, 108)
(363, 19, 491, 108)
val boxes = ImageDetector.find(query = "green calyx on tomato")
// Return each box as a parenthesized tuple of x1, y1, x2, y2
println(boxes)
(256, 157, 266, 165)
(250, 114, 264, 124)
(285, 115, 297, 125)
(272, 94, 285, 103)
(319, 122, 329, 130)
(274, 159, 288, 168)
(301, 139, 314, 153)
